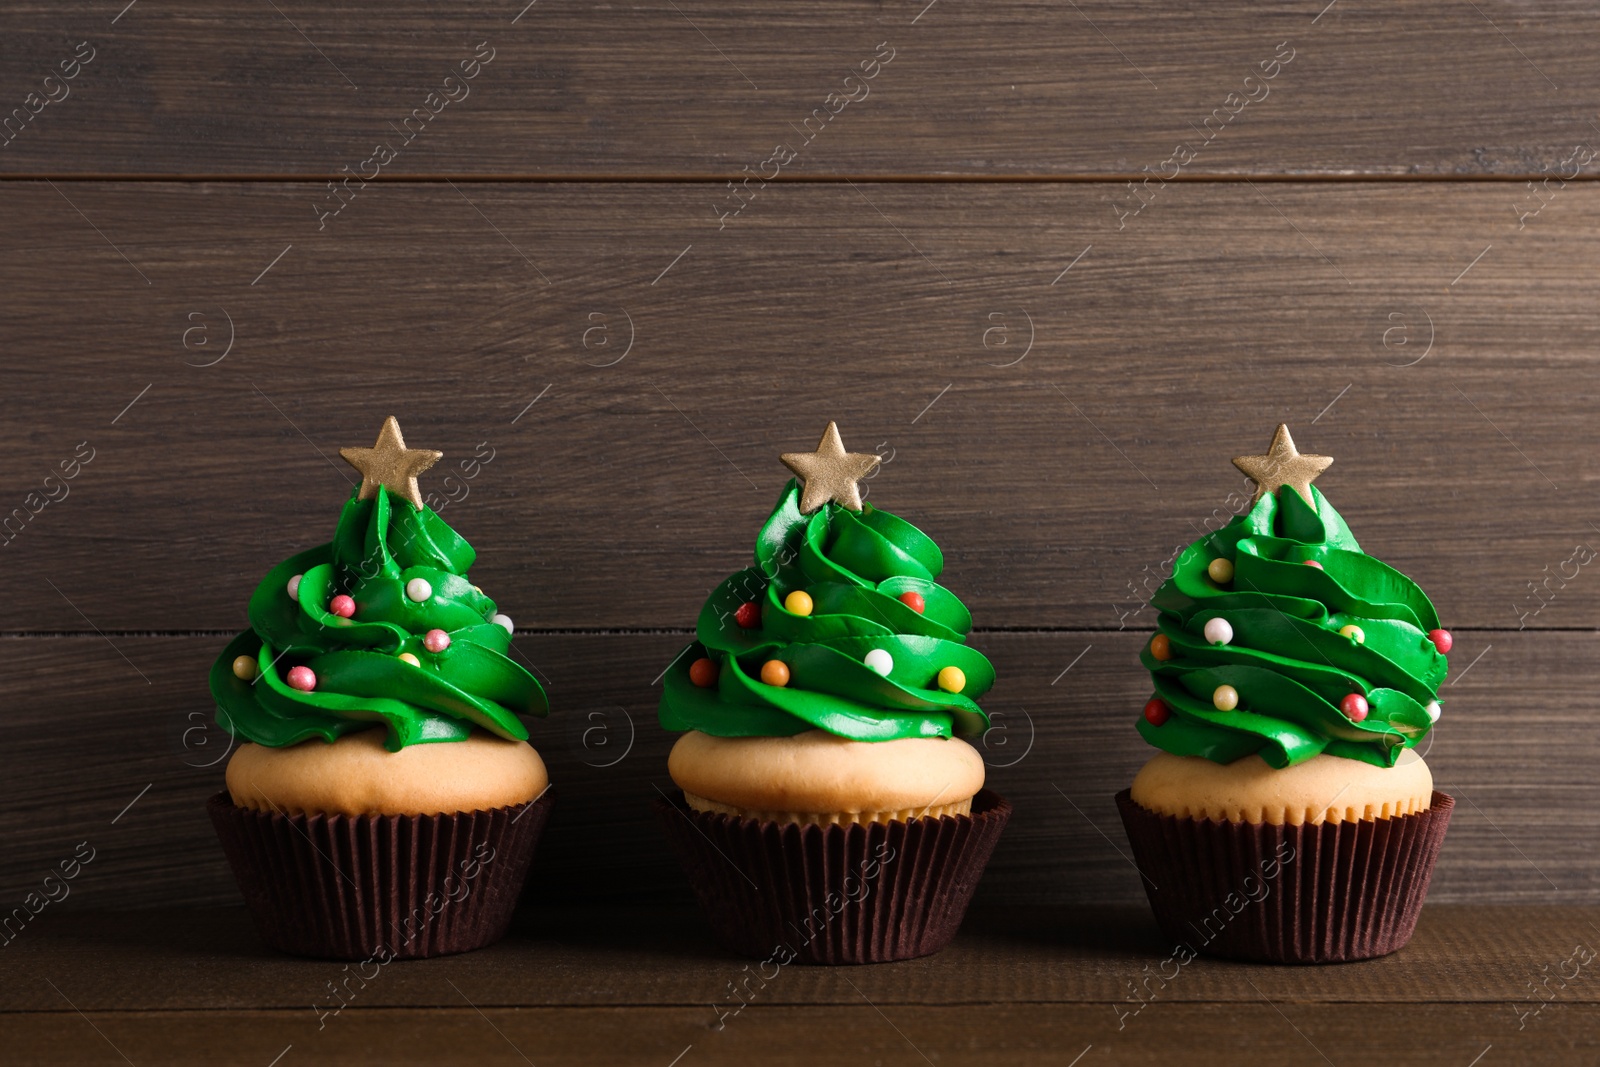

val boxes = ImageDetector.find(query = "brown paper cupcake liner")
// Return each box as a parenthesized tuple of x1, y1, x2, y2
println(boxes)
(1116, 788, 1453, 964)
(654, 788, 1010, 965)
(208, 788, 553, 960)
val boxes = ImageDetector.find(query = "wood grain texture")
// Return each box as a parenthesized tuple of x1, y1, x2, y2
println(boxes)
(6, 906, 1598, 1011)
(3, 0, 1592, 1049)
(2, 2, 1597, 178)
(0, 632, 1590, 908)
(0, 1002, 1590, 1065)
(5, 907, 1594, 1064)
(4, 182, 1600, 632)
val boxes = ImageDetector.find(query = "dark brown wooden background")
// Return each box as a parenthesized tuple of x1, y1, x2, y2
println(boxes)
(5, 1, 1599, 919)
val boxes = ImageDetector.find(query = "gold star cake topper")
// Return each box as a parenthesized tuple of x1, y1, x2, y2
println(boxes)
(780, 421, 881, 513)
(339, 416, 442, 510)
(1232, 423, 1332, 506)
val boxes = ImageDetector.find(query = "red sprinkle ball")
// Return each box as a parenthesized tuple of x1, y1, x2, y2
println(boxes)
(1340, 692, 1369, 722)
(287, 666, 317, 692)
(329, 594, 356, 619)
(898, 591, 926, 614)
(734, 601, 762, 629)
(689, 657, 718, 688)
(1302, 560, 1324, 570)
(1428, 628, 1453, 655)
(423, 629, 451, 653)
(1143, 698, 1171, 726)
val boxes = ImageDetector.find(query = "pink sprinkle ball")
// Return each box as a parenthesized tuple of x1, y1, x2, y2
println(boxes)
(1340, 692, 1369, 722)
(1302, 560, 1323, 570)
(1428, 628, 1453, 655)
(423, 629, 451, 653)
(286, 666, 317, 692)
(329, 594, 356, 618)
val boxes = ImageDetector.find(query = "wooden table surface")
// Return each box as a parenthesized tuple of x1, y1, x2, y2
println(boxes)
(7, 906, 1600, 1065)
(5, 1, 1600, 1062)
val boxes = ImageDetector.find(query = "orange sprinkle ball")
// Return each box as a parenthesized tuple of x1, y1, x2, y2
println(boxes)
(1149, 634, 1173, 661)
(760, 660, 791, 687)
(689, 657, 719, 688)
(898, 591, 926, 614)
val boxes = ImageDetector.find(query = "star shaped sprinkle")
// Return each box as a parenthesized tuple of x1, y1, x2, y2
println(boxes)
(1232, 423, 1333, 506)
(339, 416, 442, 510)
(780, 421, 881, 513)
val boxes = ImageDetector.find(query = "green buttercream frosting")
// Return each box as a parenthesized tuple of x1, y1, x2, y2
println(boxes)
(660, 480, 994, 741)
(210, 486, 547, 751)
(1138, 485, 1447, 769)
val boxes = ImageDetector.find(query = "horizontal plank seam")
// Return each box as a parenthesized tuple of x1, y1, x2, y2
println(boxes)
(1, 174, 1595, 185)
(4, 998, 1592, 1015)
(0, 626, 1579, 639)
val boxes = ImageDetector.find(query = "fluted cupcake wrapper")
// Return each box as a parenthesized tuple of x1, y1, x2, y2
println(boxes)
(208, 789, 552, 960)
(1116, 788, 1453, 964)
(654, 788, 1010, 965)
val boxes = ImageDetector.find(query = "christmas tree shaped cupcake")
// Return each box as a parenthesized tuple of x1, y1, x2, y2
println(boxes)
(208, 417, 553, 960)
(655, 422, 1010, 965)
(1117, 425, 1454, 963)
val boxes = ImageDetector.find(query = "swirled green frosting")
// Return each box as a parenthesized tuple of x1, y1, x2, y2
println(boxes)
(210, 487, 547, 751)
(1139, 485, 1447, 768)
(659, 480, 994, 741)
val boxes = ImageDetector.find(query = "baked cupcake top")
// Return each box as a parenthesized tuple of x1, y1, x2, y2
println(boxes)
(660, 422, 994, 741)
(1138, 425, 1450, 769)
(210, 417, 547, 752)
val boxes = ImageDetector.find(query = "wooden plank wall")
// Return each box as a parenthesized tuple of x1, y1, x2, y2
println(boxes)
(3, 1, 1598, 907)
